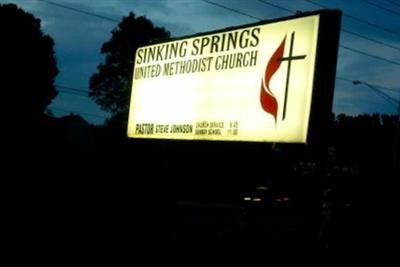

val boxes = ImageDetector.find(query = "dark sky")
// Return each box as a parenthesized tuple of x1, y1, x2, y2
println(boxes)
(1, 0, 399, 124)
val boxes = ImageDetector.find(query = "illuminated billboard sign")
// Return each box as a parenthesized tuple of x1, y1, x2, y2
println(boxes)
(127, 10, 341, 143)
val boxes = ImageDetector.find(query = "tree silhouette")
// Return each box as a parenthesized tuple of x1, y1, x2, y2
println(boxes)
(1, 3, 58, 121)
(89, 12, 170, 127)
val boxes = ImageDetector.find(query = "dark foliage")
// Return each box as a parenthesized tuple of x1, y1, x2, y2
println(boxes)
(0, 3, 58, 121)
(89, 12, 170, 128)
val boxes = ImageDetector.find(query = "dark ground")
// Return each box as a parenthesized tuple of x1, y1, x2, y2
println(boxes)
(5, 117, 396, 264)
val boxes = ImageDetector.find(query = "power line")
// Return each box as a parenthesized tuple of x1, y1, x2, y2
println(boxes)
(340, 45, 400, 66)
(200, 0, 262, 20)
(303, 0, 400, 37)
(52, 107, 108, 120)
(353, 80, 399, 107)
(36, 0, 119, 23)
(58, 91, 88, 97)
(256, 0, 295, 14)
(259, 0, 400, 51)
(201, 0, 400, 66)
(383, 0, 400, 8)
(300, 1, 400, 54)
(257, 0, 400, 52)
(55, 85, 89, 97)
(343, 11, 400, 37)
(362, 0, 400, 17)
(37, 0, 400, 62)
(56, 84, 88, 94)
(341, 29, 400, 52)
(37, 0, 400, 67)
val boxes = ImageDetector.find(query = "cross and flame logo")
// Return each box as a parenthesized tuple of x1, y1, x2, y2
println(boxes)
(260, 32, 307, 125)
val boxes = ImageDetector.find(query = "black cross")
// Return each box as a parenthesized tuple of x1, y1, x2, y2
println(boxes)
(279, 32, 307, 120)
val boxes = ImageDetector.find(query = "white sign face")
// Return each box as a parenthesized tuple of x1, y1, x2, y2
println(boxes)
(127, 14, 320, 143)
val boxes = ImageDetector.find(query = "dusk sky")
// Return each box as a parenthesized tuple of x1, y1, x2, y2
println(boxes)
(1, 0, 399, 124)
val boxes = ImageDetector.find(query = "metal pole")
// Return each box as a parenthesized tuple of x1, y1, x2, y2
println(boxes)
(394, 102, 400, 173)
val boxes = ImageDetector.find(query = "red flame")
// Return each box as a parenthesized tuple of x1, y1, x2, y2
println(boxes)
(260, 35, 286, 124)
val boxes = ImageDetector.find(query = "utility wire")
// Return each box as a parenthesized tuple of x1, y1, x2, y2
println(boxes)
(36, 0, 400, 113)
(258, 0, 400, 51)
(303, 0, 400, 37)
(34, 1, 112, 121)
(341, 29, 400, 52)
(58, 91, 88, 97)
(36, 0, 119, 23)
(340, 45, 400, 66)
(38, 0, 400, 66)
(56, 84, 88, 94)
(383, 0, 400, 8)
(256, 0, 295, 14)
(355, 82, 399, 107)
(52, 107, 108, 119)
(55, 85, 89, 97)
(200, 0, 262, 20)
(362, 0, 400, 17)
(38, 0, 400, 62)
(202, 0, 400, 66)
